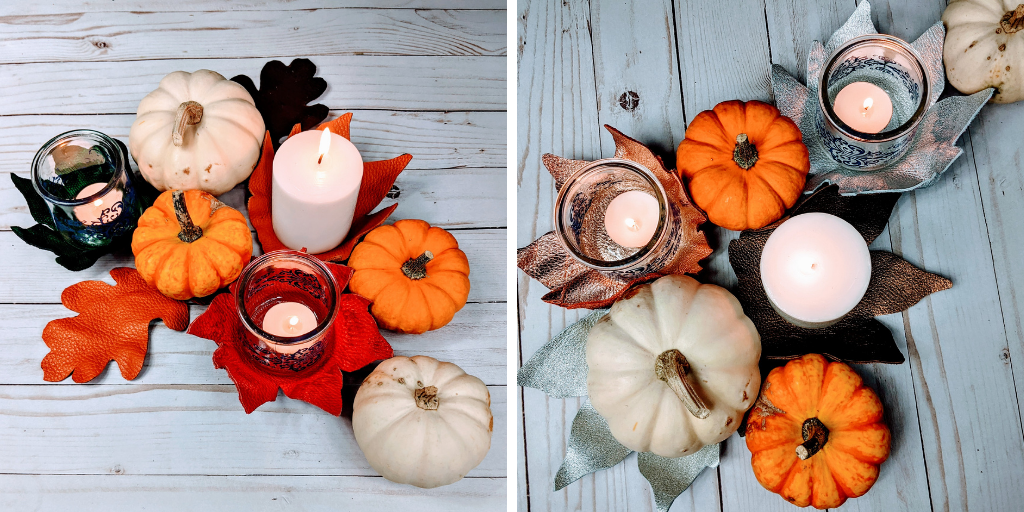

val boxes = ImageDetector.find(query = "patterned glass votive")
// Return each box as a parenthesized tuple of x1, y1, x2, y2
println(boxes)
(554, 158, 682, 276)
(234, 250, 340, 373)
(31, 129, 143, 248)
(817, 34, 930, 171)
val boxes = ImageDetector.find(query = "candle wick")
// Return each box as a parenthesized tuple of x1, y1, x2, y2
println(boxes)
(317, 154, 324, 165)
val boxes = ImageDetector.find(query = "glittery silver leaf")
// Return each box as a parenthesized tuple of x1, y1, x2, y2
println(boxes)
(517, 310, 607, 398)
(638, 445, 721, 512)
(554, 400, 632, 490)
(773, 0, 995, 195)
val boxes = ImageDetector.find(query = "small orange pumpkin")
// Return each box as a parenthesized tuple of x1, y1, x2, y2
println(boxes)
(348, 219, 470, 334)
(676, 100, 810, 231)
(745, 354, 890, 509)
(132, 189, 253, 300)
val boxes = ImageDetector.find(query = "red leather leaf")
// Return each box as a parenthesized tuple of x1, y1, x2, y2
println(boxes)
(41, 267, 189, 383)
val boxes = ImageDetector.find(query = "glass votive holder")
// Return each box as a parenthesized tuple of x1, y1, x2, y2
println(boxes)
(553, 158, 681, 276)
(233, 250, 341, 373)
(817, 34, 930, 171)
(31, 129, 143, 248)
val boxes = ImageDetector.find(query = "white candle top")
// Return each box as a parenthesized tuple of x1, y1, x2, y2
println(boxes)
(760, 213, 871, 324)
(833, 82, 893, 134)
(604, 190, 659, 248)
(73, 182, 123, 226)
(273, 128, 363, 202)
(262, 301, 317, 339)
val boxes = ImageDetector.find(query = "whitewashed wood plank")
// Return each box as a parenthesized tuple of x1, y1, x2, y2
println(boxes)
(3, 0, 507, 14)
(0, 228, 505, 303)
(764, 0, 854, 84)
(0, 111, 505, 173)
(0, 474, 505, 512)
(0, 167, 506, 231)
(0, 9, 505, 64)
(0, 56, 505, 115)
(0, 301, 505, 386)
(0, 384, 506, 477)
(517, 386, 529, 512)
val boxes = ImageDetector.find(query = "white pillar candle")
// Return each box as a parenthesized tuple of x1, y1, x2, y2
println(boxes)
(760, 213, 871, 328)
(604, 190, 659, 248)
(272, 128, 363, 254)
(262, 301, 318, 354)
(833, 82, 893, 134)
(73, 182, 123, 226)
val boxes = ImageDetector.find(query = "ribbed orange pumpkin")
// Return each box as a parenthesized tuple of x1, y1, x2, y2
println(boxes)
(676, 100, 810, 231)
(132, 189, 252, 300)
(745, 354, 890, 509)
(348, 219, 470, 334)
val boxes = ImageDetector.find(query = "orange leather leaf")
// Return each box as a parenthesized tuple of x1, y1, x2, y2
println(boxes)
(247, 113, 412, 262)
(41, 267, 189, 383)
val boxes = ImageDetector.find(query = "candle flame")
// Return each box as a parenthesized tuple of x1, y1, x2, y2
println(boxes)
(317, 127, 331, 165)
(92, 199, 103, 207)
(624, 217, 641, 232)
(288, 316, 299, 326)
(862, 97, 873, 114)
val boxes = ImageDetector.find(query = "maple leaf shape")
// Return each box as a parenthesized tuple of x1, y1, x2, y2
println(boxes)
(41, 267, 189, 383)
(232, 58, 329, 149)
(248, 114, 412, 263)
(187, 262, 393, 415)
(729, 185, 952, 364)
(517, 125, 712, 309)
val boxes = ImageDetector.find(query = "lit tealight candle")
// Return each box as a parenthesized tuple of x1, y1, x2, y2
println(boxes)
(261, 302, 318, 353)
(604, 190, 659, 248)
(73, 182, 123, 226)
(833, 82, 893, 134)
(760, 213, 871, 328)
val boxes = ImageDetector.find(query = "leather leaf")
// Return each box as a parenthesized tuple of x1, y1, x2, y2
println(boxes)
(41, 267, 189, 382)
(248, 114, 412, 263)
(232, 58, 329, 149)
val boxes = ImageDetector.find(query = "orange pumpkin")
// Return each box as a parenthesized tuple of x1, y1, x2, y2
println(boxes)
(348, 219, 470, 334)
(676, 100, 810, 231)
(132, 189, 253, 300)
(745, 354, 890, 509)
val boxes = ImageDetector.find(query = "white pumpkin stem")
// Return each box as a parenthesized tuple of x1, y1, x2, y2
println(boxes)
(655, 349, 710, 419)
(172, 100, 204, 147)
(1002, 4, 1024, 34)
(795, 417, 830, 460)
(401, 251, 434, 280)
(414, 385, 439, 410)
(172, 190, 203, 243)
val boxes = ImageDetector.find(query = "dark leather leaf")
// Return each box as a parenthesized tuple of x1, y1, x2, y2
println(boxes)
(232, 58, 329, 149)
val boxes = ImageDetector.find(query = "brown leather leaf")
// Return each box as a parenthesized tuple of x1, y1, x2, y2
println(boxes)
(248, 113, 412, 262)
(41, 267, 189, 383)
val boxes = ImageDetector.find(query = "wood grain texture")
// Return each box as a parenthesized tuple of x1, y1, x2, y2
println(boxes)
(0, 9, 505, 64)
(0, 56, 505, 114)
(0, 475, 506, 512)
(2, 0, 507, 14)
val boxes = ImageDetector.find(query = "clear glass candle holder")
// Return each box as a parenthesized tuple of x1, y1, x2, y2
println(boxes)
(817, 34, 930, 171)
(234, 250, 341, 373)
(31, 129, 143, 248)
(553, 158, 682, 276)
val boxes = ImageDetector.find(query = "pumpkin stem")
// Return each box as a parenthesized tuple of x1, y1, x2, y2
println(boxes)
(414, 385, 439, 411)
(1002, 4, 1024, 33)
(172, 190, 203, 243)
(795, 417, 830, 460)
(733, 133, 759, 170)
(401, 251, 434, 280)
(655, 349, 711, 419)
(172, 100, 204, 147)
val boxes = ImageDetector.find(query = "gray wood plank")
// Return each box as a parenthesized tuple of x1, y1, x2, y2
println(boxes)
(0, 384, 506, 477)
(0, 474, 506, 512)
(0, 9, 505, 64)
(0, 56, 505, 115)
(2, 0, 506, 14)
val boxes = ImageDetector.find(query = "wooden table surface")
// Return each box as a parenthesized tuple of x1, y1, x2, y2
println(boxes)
(517, 0, 1024, 511)
(0, 1, 506, 510)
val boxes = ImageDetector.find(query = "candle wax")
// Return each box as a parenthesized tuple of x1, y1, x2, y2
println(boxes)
(760, 213, 871, 327)
(604, 190, 659, 248)
(73, 182, 123, 226)
(262, 302, 318, 354)
(833, 82, 893, 134)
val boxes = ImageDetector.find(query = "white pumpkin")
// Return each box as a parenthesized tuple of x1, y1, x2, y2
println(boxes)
(586, 275, 761, 458)
(129, 69, 265, 195)
(352, 355, 493, 488)
(943, 0, 1024, 103)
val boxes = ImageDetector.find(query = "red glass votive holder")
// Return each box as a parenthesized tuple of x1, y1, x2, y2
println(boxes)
(233, 250, 340, 373)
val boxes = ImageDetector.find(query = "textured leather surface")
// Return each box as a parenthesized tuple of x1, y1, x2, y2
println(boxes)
(41, 267, 189, 383)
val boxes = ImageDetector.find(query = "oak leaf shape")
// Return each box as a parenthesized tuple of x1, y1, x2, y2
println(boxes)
(187, 262, 393, 415)
(41, 267, 189, 382)
(248, 114, 412, 262)
(232, 58, 329, 149)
